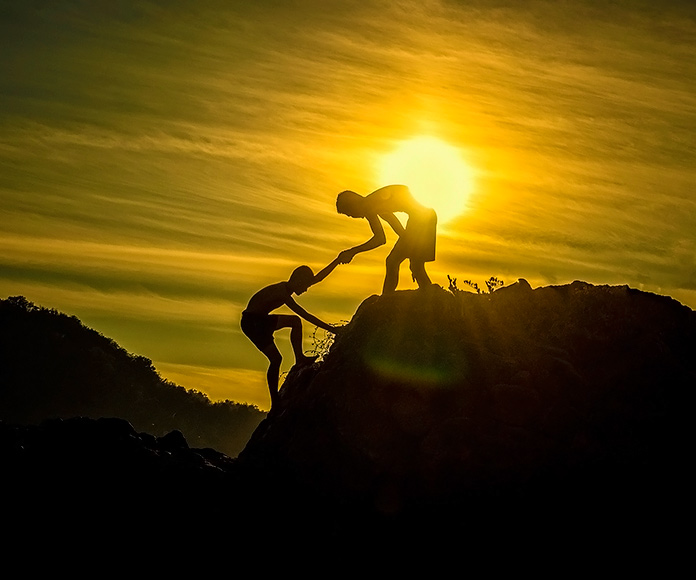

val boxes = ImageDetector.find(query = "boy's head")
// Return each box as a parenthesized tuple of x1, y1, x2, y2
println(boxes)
(336, 190, 365, 218)
(288, 265, 314, 294)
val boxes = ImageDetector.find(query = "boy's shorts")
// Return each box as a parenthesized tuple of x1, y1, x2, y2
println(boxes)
(240, 311, 280, 350)
(402, 207, 437, 262)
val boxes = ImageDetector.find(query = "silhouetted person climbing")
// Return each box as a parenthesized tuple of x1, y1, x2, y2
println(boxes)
(241, 258, 342, 408)
(336, 184, 437, 293)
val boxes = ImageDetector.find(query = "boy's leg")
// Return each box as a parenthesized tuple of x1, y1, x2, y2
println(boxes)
(383, 243, 407, 293)
(410, 259, 431, 288)
(259, 341, 283, 406)
(275, 314, 317, 365)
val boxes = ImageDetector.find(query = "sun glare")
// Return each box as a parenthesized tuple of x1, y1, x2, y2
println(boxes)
(377, 136, 474, 224)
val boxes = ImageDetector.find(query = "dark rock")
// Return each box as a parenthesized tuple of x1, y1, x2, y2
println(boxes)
(1, 282, 692, 550)
(157, 429, 189, 452)
(237, 282, 693, 538)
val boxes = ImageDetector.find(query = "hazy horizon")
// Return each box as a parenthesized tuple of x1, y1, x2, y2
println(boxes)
(2, 0, 694, 409)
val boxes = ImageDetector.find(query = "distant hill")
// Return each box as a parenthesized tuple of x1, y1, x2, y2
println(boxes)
(0, 295, 264, 457)
(2, 282, 693, 550)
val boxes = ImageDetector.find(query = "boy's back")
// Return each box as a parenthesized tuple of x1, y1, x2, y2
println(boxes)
(244, 282, 291, 315)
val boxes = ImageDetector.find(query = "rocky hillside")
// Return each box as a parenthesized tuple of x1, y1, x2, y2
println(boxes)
(238, 280, 692, 530)
(2, 281, 693, 549)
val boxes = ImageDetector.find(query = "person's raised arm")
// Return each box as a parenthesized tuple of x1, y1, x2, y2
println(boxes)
(312, 256, 341, 286)
(338, 213, 385, 264)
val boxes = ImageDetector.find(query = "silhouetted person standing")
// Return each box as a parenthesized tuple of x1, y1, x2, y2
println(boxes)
(336, 184, 437, 293)
(241, 259, 342, 408)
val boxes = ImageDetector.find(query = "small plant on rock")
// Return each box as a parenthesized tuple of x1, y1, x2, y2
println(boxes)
(306, 323, 346, 362)
(448, 275, 504, 295)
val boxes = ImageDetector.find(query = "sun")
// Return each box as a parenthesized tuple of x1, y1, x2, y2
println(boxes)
(377, 136, 474, 224)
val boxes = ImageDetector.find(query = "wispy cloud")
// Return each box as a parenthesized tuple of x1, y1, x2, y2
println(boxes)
(2, 0, 695, 404)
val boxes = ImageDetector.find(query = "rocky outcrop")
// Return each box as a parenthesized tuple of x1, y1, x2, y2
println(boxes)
(238, 281, 693, 527)
(2, 281, 693, 546)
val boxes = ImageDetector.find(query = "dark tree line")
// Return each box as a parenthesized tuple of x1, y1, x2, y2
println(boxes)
(0, 296, 265, 457)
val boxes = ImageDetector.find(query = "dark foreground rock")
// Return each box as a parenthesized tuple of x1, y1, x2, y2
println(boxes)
(237, 281, 692, 540)
(2, 281, 693, 552)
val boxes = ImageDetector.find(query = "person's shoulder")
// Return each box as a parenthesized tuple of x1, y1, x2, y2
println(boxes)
(254, 280, 288, 298)
(256, 279, 281, 291)
(370, 184, 409, 200)
(273, 280, 291, 293)
(377, 183, 409, 193)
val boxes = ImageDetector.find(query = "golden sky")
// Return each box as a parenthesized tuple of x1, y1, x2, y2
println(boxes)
(2, 0, 695, 410)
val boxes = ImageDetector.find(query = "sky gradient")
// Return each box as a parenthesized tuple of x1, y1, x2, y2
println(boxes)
(2, 0, 695, 410)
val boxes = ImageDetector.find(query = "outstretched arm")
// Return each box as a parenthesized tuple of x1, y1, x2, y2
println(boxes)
(285, 296, 337, 333)
(339, 214, 386, 263)
(312, 256, 341, 286)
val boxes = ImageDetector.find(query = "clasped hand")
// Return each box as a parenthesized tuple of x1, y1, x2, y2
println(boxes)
(338, 249, 355, 264)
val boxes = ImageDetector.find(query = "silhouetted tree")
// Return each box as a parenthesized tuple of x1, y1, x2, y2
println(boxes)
(0, 296, 265, 457)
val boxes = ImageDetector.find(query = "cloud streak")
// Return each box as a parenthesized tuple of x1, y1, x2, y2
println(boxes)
(1, 0, 695, 408)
